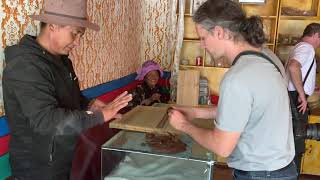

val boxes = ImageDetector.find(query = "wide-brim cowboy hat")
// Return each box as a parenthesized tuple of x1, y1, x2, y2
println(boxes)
(29, 0, 100, 31)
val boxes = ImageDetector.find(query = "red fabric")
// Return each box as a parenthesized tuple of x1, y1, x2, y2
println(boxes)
(0, 135, 10, 156)
(97, 79, 170, 103)
(157, 78, 170, 87)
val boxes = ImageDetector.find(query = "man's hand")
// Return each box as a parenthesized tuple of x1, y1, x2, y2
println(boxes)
(170, 106, 195, 121)
(168, 109, 192, 133)
(298, 93, 308, 113)
(101, 91, 132, 122)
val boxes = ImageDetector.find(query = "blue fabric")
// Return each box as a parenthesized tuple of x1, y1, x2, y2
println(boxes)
(0, 117, 9, 137)
(82, 73, 137, 99)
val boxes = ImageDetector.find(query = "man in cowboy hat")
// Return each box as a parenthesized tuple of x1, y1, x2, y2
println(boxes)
(2, 0, 132, 179)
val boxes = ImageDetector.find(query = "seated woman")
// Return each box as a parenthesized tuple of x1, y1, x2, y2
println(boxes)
(128, 60, 170, 109)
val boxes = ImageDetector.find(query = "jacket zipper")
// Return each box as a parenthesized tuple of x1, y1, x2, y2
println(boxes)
(49, 136, 55, 163)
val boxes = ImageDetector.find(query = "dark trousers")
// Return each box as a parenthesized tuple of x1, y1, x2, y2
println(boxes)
(233, 161, 298, 180)
(288, 91, 308, 177)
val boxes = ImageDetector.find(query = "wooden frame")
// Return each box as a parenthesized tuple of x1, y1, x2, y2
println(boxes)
(239, 0, 266, 4)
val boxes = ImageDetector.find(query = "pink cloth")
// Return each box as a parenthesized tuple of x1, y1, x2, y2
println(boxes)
(135, 60, 163, 81)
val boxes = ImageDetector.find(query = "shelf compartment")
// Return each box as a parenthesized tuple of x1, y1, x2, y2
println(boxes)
(205, 52, 230, 68)
(242, 0, 279, 16)
(184, 0, 193, 15)
(280, 16, 320, 20)
(260, 16, 278, 19)
(262, 18, 277, 44)
(265, 44, 275, 52)
(276, 45, 294, 63)
(205, 52, 214, 67)
(277, 19, 320, 39)
(180, 41, 205, 66)
(179, 65, 228, 96)
(184, 16, 198, 39)
(280, 0, 319, 17)
(276, 43, 296, 47)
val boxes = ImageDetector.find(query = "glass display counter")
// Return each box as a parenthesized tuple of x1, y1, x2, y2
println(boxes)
(101, 130, 215, 180)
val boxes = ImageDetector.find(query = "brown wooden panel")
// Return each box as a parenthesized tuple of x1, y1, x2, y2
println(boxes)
(177, 69, 200, 106)
(110, 105, 214, 134)
(110, 106, 179, 134)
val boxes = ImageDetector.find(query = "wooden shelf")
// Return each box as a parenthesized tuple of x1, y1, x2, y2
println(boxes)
(180, 65, 228, 69)
(260, 15, 278, 19)
(266, 43, 275, 46)
(184, 38, 200, 42)
(276, 43, 295, 47)
(280, 16, 320, 20)
(180, 64, 203, 68)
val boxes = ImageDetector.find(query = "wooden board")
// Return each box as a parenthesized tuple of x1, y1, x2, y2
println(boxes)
(110, 105, 214, 134)
(179, 66, 228, 96)
(176, 69, 200, 106)
(110, 106, 178, 134)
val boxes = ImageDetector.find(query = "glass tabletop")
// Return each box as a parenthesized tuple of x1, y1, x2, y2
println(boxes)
(102, 130, 215, 163)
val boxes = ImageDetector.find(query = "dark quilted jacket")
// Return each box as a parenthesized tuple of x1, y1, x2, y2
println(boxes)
(3, 35, 104, 180)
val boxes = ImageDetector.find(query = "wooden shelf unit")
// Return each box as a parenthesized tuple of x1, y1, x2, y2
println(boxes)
(181, 0, 320, 66)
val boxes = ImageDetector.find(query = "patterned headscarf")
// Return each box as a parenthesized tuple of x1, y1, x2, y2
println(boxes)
(135, 60, 164, 81)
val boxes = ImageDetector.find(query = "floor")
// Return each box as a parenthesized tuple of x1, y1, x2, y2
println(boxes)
(213, 165, 320, 180)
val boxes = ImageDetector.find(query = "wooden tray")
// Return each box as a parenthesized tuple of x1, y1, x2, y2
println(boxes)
(110, 105, 214, 134)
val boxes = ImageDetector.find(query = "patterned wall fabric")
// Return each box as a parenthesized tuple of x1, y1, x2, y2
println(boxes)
(0, 0, 43, 116)
(139, 0, 177, 70)
(70, 0, 143, 89)
(0, 0, 177, 115)
(171, 0, 185, 102)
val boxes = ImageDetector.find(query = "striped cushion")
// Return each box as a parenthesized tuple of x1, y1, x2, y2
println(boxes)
(0, 117, 11, 179)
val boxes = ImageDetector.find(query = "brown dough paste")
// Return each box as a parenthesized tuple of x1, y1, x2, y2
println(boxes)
(145, 133, 186, 154)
